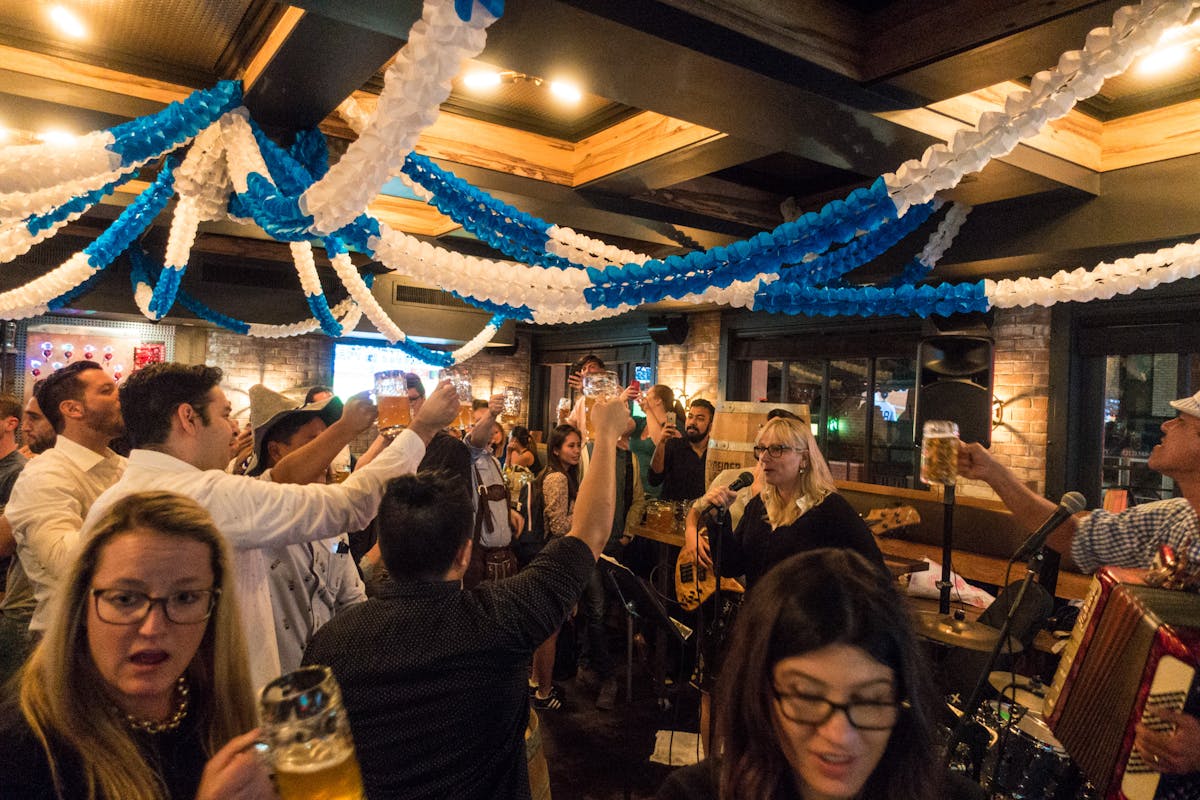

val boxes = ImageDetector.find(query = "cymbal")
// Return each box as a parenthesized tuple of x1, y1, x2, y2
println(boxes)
(914, 611, 1024, 653)
(988, 672, 1046, 712)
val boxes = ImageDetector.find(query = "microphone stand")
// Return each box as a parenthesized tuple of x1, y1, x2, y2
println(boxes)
(705, 503, 731, 753)
(942, 544, 1045, 769)
(938, 483, 956, 614)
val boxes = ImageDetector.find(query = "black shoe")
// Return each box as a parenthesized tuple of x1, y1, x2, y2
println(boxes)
(532, 686, 565, 711)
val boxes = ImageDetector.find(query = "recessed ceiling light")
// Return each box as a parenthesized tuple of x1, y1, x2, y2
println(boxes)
(548, 79, 582, 104)
(1137, 44, 1191, 76)
(37, 129, 76, 145)
(48, 5, 87, 39)
(462, 71, 502, 91)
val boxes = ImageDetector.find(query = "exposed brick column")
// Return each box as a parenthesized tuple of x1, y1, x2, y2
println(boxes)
(653, 311, 722, 404)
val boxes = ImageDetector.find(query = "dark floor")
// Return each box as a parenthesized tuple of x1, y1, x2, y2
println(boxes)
(537, 632, 703, 800)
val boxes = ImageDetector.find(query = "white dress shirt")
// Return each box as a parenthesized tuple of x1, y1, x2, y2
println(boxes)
(6, 436, 125, 631)
(84, 429, 426, 689)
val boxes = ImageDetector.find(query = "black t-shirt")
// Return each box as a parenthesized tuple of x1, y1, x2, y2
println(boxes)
(647, 438, 707, 502)
(303, 536, 596, 800)
(717, 492, 887, 591)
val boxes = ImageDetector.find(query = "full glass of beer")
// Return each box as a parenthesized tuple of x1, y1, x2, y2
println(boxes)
(374, 370, 411, 438)
(920, 420, 960, 486)
(501, 386, 522, 422)
(258, 666, 364, 800)
(437, 367, 474, 429)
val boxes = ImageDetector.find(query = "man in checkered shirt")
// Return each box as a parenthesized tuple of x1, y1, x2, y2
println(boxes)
(959, 388, 1200, 782)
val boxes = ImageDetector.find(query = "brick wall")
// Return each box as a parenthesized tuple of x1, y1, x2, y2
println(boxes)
(654, 311, 722, 405)
(959, 306, 1052, 499)
(204, 331, 334, 422)
(460, 331, 533, 429)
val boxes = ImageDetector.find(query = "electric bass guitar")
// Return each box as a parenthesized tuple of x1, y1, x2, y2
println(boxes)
(863, 505, 921, 536)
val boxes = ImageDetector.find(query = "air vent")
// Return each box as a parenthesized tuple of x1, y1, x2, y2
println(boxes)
(391, 284, 474, 310)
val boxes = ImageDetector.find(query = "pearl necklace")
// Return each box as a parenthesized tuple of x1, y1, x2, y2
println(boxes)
(122, 676, 189, 734)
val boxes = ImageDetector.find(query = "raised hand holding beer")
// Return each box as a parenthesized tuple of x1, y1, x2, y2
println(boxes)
(410, 380, 459, 442)
(195, 729, 275, 800)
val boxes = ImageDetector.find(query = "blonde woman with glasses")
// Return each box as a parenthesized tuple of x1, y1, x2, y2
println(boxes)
(0, 491, 272, 800)
(697, 416, 886, 593)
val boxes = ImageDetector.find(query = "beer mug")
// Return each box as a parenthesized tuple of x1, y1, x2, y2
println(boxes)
(258, 666, 364, 800)
(501, 386, 522, 422)
(373, 370, 411, 438)
(555, 397, 571, 425)
(581, 371, 619, 440)
(437, 367, 474, 429)
(920, 420, 960, 486)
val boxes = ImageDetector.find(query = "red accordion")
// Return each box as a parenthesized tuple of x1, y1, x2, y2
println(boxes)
(1044, 567, 1200, 799)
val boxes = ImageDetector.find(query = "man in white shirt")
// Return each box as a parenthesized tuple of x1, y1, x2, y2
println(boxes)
(84, 362, 459, 688)
(6, 362, 126, 633)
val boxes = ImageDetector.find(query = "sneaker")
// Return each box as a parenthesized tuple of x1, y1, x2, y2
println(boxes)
(532, 686, 565, 711)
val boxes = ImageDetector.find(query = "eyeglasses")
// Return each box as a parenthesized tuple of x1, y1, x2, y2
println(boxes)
(753, 444, 800, 460)
(91, 588, 219, 625)
(773, 688, 905, 730)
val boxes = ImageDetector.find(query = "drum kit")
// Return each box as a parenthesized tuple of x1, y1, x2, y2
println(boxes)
(917, 610, 1095, 799)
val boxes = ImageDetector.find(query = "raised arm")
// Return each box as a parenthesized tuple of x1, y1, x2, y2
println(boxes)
(568, 397, 631, 559)
(468, 394, 504, 451)
(271, 392, 377, 485)
(958, 441, 1078, 552)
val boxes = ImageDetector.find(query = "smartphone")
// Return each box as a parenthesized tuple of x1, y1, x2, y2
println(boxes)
(666, 411, 677, 428)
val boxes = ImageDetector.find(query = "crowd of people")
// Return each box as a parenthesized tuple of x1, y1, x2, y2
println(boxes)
(0, 353, 1195, 800)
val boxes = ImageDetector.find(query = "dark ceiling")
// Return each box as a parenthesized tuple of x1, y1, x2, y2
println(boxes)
(1, 0, 1199, 328)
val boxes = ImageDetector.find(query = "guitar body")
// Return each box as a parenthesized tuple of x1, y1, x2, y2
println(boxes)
(675, 523, 744, 611)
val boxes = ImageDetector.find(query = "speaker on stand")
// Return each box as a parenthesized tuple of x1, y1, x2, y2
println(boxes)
(914, 334, 995, 448)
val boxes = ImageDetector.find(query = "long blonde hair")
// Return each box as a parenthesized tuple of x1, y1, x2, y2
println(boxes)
(17, 491, 255, 800)
(756, 417, 837, 528)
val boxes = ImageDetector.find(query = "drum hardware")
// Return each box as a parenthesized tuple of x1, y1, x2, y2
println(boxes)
(988, 671, 1046, 714)
(916, 610, 1024, 653)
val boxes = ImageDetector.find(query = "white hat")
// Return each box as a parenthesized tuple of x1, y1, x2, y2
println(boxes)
(1169, 389, 1200, 419)
(246, 384, 343, 475)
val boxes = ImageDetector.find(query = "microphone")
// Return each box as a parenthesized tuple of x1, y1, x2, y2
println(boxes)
(695, 471, 755, 516)
(1013, 491, 1087, 560)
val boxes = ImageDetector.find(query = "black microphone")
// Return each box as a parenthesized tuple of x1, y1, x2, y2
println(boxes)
(1013, 491, 1087, 560)
(695, 471, 755, 515)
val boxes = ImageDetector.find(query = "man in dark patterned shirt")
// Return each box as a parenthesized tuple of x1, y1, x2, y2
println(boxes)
(304, 396, 631, 800)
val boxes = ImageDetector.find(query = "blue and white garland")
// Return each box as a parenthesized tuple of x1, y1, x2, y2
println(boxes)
(0, 0, 1197, 364)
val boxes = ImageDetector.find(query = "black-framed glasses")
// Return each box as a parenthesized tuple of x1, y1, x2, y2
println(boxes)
(753, 444, 799, 460)
(773, 688, 905, 730)
(91, 588, 219, 625)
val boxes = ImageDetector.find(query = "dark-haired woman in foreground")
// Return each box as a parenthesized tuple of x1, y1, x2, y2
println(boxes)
(657, 548, 972, 800)
(0, 491, 271, 800)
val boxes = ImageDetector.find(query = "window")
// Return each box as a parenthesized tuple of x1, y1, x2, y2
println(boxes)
(729, 321, 916, 484)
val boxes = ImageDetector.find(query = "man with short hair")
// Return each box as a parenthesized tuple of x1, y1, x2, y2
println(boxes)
(84, 362, 459, 687)
(5, 362, 126, 633)
(959, 388, 1200, 782)
(0, 392, 28, 683)
(17, 385, 56, 457)
(303, 396, 630, 800)
(247, 384, 372, 672)
(649, 398, 715, 503)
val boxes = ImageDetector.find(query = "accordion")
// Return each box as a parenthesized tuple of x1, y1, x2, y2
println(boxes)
(1044, 567, 1200, 799)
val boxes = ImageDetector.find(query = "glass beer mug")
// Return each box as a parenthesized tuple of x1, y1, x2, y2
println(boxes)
(920, 420, 960, 486)
(581, 370, 619, 440)
(437, 367, 474, 429)
(373, 370, 411, 438)
(258, 666, 364, 800)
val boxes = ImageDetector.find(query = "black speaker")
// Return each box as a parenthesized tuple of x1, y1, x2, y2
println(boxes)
(914, 334, 994, 446)
(648, 314, 689, 346)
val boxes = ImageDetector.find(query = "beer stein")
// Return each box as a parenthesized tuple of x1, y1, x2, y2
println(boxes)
(258, 666, 364, 800)
(373, 370, 411, 438)
(920, 420, 960, 486)
(501, 386, 522, 422)
(581, 371, 619, 440)
(437, 367, 474, 429)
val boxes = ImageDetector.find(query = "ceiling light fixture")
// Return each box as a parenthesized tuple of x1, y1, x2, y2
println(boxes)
(548, 79, 582, 105)
(1137, 43, 1191, 75)
(458, 69, 585, 105)
(48, 4, 87, 39)
(462, 70, 502, 90)
(37, 129, 76, 145)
